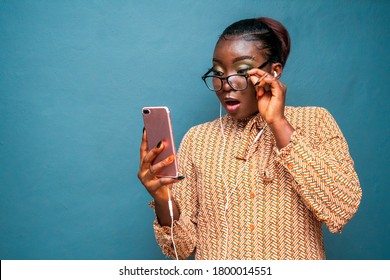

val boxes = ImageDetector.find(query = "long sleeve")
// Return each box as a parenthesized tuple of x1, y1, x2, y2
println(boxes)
(152, 127, 198, 259)
(149, 106, 361, 259)
(275, 107, 362, 233)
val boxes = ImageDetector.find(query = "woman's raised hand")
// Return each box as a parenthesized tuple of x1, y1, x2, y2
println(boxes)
(247, 68, 294, 149)
(247, 68, 287, 127)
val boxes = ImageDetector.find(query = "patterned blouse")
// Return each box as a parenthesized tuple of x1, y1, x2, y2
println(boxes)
(152, 106, 362, 260)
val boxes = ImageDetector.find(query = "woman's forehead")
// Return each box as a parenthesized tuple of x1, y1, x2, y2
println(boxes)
(213, 37, 265, 63)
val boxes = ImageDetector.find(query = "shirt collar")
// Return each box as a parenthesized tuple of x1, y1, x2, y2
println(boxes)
(234, 113, 267, 160)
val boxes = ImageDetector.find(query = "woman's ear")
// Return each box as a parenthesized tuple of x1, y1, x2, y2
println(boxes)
(271, 63, 283, 78)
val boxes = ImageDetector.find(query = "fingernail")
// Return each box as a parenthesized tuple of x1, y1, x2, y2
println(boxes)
(143, 127, 145, 133)
(176, 176, 185, 180)
(156, 141, 162, 148)
(167, 154, 175, 162)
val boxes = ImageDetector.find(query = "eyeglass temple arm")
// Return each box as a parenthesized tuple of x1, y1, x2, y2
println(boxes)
(202, 68, 214, 78)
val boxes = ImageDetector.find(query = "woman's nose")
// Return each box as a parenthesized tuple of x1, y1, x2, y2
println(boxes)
(221, 77, 234, 92)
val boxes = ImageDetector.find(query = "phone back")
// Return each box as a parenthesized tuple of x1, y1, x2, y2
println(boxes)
(142, 106, 179, 178)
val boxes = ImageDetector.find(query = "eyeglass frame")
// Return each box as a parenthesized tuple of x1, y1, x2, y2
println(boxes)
(201, 60, 270, 92)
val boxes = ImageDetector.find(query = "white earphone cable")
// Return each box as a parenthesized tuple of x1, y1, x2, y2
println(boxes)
(218, 104, 230, 260)
(167, 187, 179, 260)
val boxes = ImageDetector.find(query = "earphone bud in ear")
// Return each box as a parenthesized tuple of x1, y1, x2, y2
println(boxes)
(274, 71, 277, 78)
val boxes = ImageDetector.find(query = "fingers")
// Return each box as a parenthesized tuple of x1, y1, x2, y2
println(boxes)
(140, 129, 165, 172)
(154, 177, 183, 191)
(251, 72, 270, 86)
(148, 154, 175, 177)
(139, 140, 179, 184)
(139, 128, 148, 164)
(248, 69, 277, 88)
(138, 129, 185, 200)
(137, 164, 178, 194)
(141, 141, 164, 170)
(247, 69, 286, 98)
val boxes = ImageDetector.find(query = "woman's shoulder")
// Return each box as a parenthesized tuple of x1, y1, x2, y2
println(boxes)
(284, 106, 337, 133)
(285, 106, 331, 115)
(285, 106, 334, 122)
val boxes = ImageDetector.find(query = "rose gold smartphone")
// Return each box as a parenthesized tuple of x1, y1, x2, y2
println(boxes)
(142, 106, 179, 178)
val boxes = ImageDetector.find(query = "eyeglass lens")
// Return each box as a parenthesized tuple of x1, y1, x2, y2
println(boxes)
(205, 74, 247, 91)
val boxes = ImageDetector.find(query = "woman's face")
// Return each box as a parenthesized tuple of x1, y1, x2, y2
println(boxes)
(212, 36, 269, 120)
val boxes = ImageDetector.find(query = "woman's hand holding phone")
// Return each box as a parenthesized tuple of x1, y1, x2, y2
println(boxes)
(138, 107, 183, 226)
(138, 129, 182, 226)
(138, 129, 182, 202)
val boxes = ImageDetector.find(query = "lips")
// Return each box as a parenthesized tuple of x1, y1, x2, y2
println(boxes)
(224, 97, 240, 113)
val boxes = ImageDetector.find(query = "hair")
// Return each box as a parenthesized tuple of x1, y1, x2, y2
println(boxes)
(219, 17, 291, 67)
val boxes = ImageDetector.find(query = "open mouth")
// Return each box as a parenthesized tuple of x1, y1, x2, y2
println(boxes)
(225, 98, 240, 112)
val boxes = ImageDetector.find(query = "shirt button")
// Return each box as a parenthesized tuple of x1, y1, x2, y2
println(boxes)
(249, 224, 255, 231)
(250, 191, 255, 198)
(287, 163, 294, 169)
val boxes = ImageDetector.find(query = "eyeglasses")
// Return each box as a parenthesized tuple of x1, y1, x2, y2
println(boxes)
(201, 60, 269, 92)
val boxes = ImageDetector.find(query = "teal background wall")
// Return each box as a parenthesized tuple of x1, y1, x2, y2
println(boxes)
(1, 0, 389, 260)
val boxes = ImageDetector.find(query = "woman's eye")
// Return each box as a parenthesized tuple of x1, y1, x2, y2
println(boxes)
(237, 68, 252, 74)
(212, 69, 223, 76)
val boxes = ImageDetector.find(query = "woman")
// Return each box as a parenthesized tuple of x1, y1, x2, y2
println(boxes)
(138, 17, 362, 260)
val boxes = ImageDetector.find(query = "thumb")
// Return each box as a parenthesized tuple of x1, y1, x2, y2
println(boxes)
(256, 86, 265, 100)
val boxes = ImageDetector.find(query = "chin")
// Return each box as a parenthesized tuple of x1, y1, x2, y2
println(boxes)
(229, 110, 258, 121)
(229, 112, 250, 120)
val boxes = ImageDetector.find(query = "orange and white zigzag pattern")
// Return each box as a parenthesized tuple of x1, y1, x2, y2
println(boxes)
(153, 106, 362, 260)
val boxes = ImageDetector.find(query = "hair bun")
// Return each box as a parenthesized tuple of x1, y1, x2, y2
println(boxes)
(257, 17, 291, 66)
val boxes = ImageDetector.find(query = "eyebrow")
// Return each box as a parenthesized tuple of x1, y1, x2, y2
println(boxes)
(213, 55, 256, 64)
(233, 55, 256, 63)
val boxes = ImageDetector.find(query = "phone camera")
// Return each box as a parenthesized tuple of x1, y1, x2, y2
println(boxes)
(143, 109, 150, 114)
